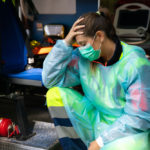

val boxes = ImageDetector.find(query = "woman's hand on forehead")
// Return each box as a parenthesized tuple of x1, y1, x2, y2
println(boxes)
(64, 18, 85, 46)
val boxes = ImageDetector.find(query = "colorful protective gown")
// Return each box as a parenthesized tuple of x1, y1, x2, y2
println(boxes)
(42, 40, 150, 150)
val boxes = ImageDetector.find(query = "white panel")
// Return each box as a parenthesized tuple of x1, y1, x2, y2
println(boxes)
(32, 0, 76, 14)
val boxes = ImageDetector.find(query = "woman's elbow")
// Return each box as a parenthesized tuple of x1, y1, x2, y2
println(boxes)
(42, 71, 51, 89)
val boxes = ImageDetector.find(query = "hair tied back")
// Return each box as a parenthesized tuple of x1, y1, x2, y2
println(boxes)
(96, 11, 101, 15)
(100, 11, 106, 17)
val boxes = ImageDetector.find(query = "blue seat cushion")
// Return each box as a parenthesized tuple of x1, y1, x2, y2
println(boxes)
(7, 68, 42, 81)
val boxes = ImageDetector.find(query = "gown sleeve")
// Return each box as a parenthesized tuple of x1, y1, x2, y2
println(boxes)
(99, 54, 150, 144)
(42, 40, 80, 89)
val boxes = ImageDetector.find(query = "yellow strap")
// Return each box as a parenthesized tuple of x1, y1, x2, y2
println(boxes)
(2, 0, 15, 6)
(46, 87, 64, 107)
(12, 0, 15, 6)
(119, 52, 123, 60)
(119, 41, 125, 60)
(121, 41, 126, 46)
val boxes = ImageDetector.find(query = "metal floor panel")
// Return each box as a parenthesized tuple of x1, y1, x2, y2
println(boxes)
(0, 121, 59, 150)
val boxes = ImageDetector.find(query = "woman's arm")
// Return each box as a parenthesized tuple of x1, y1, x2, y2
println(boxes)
(42, 18, 85, 89)
(42, 40, 80, 88)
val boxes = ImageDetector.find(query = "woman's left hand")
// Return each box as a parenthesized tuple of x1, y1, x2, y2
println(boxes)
(88, 140, 101, 150)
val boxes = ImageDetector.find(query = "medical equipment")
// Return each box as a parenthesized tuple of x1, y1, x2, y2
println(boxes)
(113, 3, 150, 38)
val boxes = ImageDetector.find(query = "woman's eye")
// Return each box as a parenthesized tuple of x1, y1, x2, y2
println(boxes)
(81, 43, 86, 46)
(78, 42, 87, 47)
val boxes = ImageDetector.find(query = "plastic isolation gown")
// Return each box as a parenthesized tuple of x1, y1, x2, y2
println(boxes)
(42, 40, 150, 150)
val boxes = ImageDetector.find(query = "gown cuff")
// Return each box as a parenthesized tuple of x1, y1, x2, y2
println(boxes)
(96, 136, 104, 148)
(62, 39, 72, 47)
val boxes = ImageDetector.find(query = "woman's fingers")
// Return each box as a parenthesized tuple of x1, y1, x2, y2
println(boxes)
(74, 31, 84, 36)
(73, 25, 85, 32)
(64, 17, 84, 45)
(72, 17, 84, 27)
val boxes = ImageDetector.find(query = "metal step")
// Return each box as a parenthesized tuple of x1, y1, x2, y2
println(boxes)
(0, 121, 60, 150)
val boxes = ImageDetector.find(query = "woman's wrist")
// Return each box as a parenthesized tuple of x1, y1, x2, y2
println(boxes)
(64, 39, 71, 46)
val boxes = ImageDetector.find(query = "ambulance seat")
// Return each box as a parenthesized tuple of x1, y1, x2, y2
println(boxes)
(7, 68, 43, 87)
(5, 68, 43, 140)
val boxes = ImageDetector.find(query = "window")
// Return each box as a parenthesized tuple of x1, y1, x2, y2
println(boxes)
(32, 0, 76, 14)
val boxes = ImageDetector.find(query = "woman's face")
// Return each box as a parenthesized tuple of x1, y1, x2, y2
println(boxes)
(75, 34, 93, 47)
(75, 34, 102, 50)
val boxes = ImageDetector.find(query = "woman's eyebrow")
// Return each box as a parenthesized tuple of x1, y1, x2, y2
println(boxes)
(77, 41, 86, 45)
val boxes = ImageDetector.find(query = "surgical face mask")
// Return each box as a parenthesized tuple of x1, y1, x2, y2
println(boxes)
(79, 36, 101, 61)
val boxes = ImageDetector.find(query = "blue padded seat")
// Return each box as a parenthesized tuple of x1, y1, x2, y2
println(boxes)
(7, 68, 43, 87)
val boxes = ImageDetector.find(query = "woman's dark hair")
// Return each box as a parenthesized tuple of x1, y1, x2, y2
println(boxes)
(77, 12, 118, 42)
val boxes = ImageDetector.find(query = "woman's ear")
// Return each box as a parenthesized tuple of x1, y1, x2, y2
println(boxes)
(96, 31, 104, 43)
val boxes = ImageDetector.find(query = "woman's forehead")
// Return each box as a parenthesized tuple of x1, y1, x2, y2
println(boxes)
(75, 35, 92, 43)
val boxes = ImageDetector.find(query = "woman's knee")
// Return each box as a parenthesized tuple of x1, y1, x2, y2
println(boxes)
(46, 86, 83, 108)
(46, 87, 64, 107)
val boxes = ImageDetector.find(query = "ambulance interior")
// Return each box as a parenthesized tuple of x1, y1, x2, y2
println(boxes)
(0, 0, 150, 150)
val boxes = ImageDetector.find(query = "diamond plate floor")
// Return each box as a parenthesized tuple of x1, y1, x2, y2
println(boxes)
(0, 121, 61, 150)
